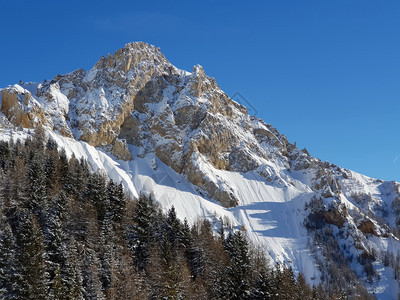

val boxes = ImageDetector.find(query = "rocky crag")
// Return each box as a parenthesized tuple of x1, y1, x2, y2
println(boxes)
(1, 42, 400, 297)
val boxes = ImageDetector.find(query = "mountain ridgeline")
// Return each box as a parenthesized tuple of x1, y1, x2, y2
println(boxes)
(1, 42, 399, 298)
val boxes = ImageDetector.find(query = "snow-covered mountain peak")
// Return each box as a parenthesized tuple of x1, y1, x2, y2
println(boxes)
(87, 42, 172, 83)
(1, 42, 400, 298)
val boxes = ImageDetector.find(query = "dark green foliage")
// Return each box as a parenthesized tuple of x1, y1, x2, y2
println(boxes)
(165, 206, 181, 246)
(0, 141, 10, 170)
(107, 181, 126, 223)
(0, 215, 21, 300)
(0, 133, 340, 299)
(65, 155, 89, 197)
(222, 231, 251, 299)
(14, 211, 48, 300)
(27, 148, 47, 215)
(127, 193, 157, 271)
(85, 173, 108, 221)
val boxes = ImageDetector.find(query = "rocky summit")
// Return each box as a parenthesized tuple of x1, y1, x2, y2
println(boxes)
(1, 42, 399, 298)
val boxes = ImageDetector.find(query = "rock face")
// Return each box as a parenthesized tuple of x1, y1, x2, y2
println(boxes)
(358, 219, 378, 236)
(1, 86, 46, 128)
(324, 205, 347, 227)
(0, 42, 391, 209)
(3, 42, 400, 294)
(117, 61, 285, 206)
(1, 83, 72, 137)
(0, 42, 396, 214)
(0, 43, 293, 206)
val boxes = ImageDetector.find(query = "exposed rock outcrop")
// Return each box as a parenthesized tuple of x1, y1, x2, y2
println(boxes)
(0, 41, 394, 218)
(324, 206, 347, 227)
(1, 86, 46, 128)
(112, 138, 133, 161)
(358, 219, 378, 236)
(3, 42, 400, 293)
(0, 43, 356, 207)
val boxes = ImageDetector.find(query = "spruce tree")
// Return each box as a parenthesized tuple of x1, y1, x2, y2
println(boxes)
(0, 217, 21, 300)
(99, 212, 115, 293)
(52, 267, 68, 299)
(128, 193, 157, 271)
(166, 206, 181, 246)
(85, 173, 108, 221)
(0, 141, 10, 170)
(223, 230, 251, 299)
(107, 181, 126, 224)
(44, 154, 58, 194)
(27, 150, 47, 216)
(15, 211, 48, 300)
(42, 193, 71, 296)
(58, 148, 69, 188)
(64, 237, 84, 300)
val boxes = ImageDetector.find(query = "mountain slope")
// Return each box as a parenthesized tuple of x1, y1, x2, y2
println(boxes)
(1, 42, 399, 298)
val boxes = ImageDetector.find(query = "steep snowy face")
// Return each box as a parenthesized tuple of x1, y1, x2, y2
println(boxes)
(0, 42, 296, 206)
(1, 42, 400, 297)
(0, 43, 180, 154)
(0, 43, 393, 210)
(118, 62, 296, 206)
(59, 42, 179, 145)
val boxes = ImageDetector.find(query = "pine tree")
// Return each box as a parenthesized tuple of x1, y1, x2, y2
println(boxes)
(27, 149, 47, 216)
(81, 247, 105, 300)
(0, 217, 21, 300)
(223, 230, 251, 299)
(0, 140, 10, 170)
(58, 148, 69, 188)
(85, 173, 108, 221)
(46, 137, 58, 152)
(62, 154, 89, 198)
(7, 157, 30, 208)
(312, 284, 325, 300)
(64, 237, 84, 300)
(32, 126, 46, 151)
(44, 153, 58, 194)
(166, 206, 181, 246)
(278, 265, 297, 299)
(80, 219, 105, 300)
(181, 218, 192, 248)
(42, 193, 71, 296)
(296, 272, 312, 299)
(99, 213, 115, 293)
(218, 217, 225, 241)
(196, 219, 228, 299)
(251, 269, 274, 299)
(52, 267, 68, 299)
(15, 211, 48, 299)
(107, 181, 126, 224)
(181, 218, 204, 281)
(128, 193, 157, 271)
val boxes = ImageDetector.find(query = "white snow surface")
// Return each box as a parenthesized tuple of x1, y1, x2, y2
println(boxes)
(53, 132, 321, 283)
(1, 42, 399, 298)
(0, 122, 398, 299)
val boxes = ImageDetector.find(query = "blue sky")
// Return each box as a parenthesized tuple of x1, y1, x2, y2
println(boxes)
(1, 0, 400, 181)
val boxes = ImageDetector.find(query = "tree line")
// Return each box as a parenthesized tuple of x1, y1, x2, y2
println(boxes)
(0, 129, 355, 299)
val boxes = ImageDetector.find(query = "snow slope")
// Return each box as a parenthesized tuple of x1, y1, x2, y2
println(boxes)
(1, 42, 400, 298)
(52, 131, 322, 285)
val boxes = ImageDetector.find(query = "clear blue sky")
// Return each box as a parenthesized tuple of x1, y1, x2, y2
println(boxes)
(1, 0, 400, 181)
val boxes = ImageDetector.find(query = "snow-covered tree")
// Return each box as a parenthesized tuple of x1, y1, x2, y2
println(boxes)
(15, 211, 48, 299)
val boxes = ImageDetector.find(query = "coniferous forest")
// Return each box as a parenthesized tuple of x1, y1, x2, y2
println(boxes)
(0, 129, 368, 299)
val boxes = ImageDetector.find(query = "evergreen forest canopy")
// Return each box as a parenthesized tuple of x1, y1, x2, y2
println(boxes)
(0, 129, 373, 299)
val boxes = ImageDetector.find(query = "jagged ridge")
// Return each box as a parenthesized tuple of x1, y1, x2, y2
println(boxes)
(1, 42, 400, 298)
